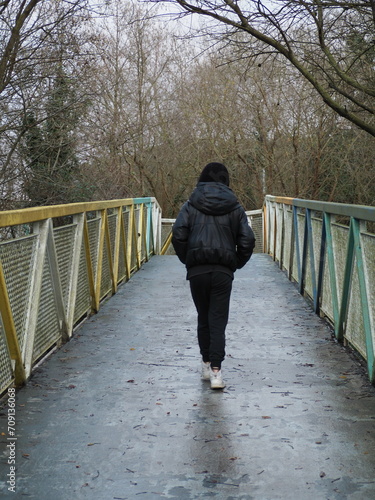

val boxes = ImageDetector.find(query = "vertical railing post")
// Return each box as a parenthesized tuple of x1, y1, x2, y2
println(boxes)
(152, 201, 161, 255)
(23, 219, 49, 378)
(293, 206, 302, 290)
(83, 214, 97, 314)
(94, 209, 107, 309)
(65, 214, 85, 334)
(262, 201, 267, 254)
(274, 202, 278, 261)
(104, 210, 115, 294)
(338, 218, 355, 343)
(145, 201, 154, 257)
(112, 207, 123, 290)
(122, 207, 130, 280)
(316, 213, 326, 317)
(279, 203, 285, 270)
(127, 204, 135, 272)
(306, 209, 318, 311)
(45, 218, 69, 342)
(322, 213, 340, 337)
(136, 204, 142, 268)
(288, 205, 295, 281)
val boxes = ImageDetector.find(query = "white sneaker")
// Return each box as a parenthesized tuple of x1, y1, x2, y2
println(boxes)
(210, 368, 225, 390)
(201, 361, 211, 380)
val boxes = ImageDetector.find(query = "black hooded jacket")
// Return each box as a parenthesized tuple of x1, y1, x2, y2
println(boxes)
(172, 182, 255, 277)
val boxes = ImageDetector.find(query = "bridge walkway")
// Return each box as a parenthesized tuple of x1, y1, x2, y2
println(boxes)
(1, 255, 375, 499)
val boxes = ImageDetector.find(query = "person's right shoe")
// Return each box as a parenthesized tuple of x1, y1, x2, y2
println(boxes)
(201, 361, 211, 381)
(209, 368, 225, 389)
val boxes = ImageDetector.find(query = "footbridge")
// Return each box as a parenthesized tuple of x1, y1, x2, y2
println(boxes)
(0, 196, 374, 499)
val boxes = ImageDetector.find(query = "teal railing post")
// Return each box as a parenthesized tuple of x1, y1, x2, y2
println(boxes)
(145, 201, 153, 257)
(293, 205, 303, 291)
(338, 219, 355, 343)
(302, 208, 318, 311)
(322, 213, 340, 337)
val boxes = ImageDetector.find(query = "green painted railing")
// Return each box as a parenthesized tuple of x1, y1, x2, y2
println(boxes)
(265, 195, 375, 383)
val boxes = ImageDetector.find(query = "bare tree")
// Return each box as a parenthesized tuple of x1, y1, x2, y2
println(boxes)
(0, 0, 97, 209)
(80, 0, 193, 212)
(156, 0, 375, 137)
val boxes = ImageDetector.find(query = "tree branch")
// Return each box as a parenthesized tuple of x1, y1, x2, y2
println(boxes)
(164, 0, 375, 136)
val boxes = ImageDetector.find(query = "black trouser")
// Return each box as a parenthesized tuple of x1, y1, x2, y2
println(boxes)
(189, 272, 233, 369)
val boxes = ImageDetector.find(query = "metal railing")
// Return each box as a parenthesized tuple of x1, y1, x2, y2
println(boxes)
(1, 194, 374, 392)
(0, 198, 161, 392)
(265, 195, 375, 383)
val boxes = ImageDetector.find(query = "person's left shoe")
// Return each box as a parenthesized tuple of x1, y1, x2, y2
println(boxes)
(201, 361, 211, 380)
(210, 368, 225, 389)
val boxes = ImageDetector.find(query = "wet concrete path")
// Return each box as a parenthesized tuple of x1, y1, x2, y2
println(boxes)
(1, 254, 375, 499)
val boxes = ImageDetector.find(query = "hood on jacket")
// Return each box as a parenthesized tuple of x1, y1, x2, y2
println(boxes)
(189, 182, 240, 216)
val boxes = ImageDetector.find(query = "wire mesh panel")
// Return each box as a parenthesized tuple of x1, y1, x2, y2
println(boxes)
(100, 232, 112, 299)
(246, 210, 263, 254)
(73, 233, 91, 325)
(283, 207, 293, 271)
(117, 221, 127, 283)
(267, 202, 275, 257)
(275, 204, 283, 262)
(346, 262, 367, 358)
(320, 242, 334, 324)
(87, 217, 101, 285)
(362, 233, 375, 349)
(32, 252, 61, 362)
(331, 224, 350, 308)
(122, 208, 130, 278)
(0, 236, 36, 353)
(54, 225, 76, 309)
(290, 213, 305, 283)
(304, 216, 322, 302)
(108, 212, 117, 265)
(161, 222, 174, 255)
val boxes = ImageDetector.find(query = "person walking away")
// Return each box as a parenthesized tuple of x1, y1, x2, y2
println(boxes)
(172, 163, 255, 389)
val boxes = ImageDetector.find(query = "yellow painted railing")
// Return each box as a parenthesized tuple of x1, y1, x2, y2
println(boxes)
(0, 198, 161, 391)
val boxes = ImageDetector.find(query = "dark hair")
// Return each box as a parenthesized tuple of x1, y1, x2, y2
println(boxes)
(198, 162, 230, 186)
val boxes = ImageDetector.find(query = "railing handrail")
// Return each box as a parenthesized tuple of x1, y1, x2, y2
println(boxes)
(266, 195, 375, 221)
(0, 197, 160, 227)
